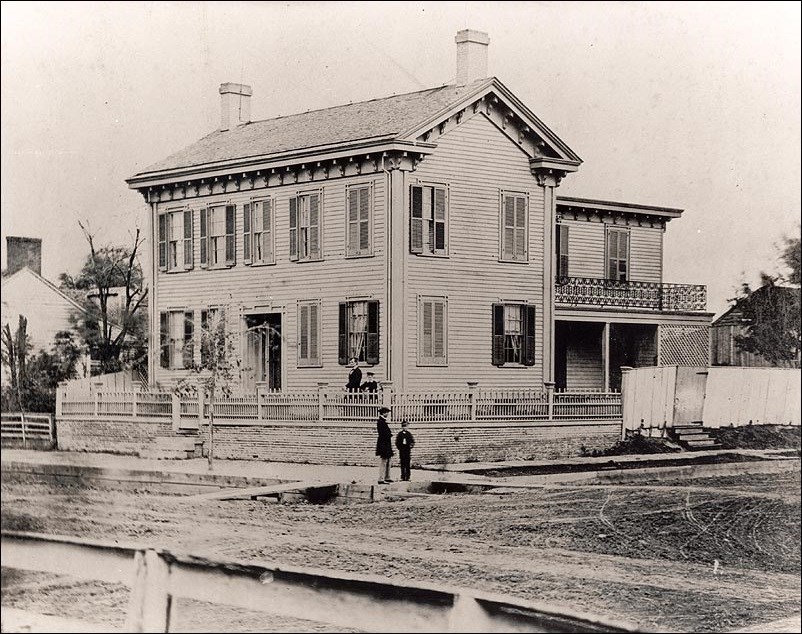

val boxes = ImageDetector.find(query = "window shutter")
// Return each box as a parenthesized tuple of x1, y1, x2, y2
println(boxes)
(492, 303, 505, 366)
(183, 210, 193, 268)
(434, 187, 446, 252)
(199, 208, 208, 266)
(619, 231, 628, 281)
(523, 305, 536, 366)
(309, 302, 319, 364)
(515, 196, 527, 259)
(410, 186, 423, 253)
(557, 224, 569, 278)
(347, 188, 359, 256)
(366, 300, 379, 365)
(299, 304, 309, 361)
(359, 186, 370, 252)
(421, 300, 433, 360)
(225, 204, 236, 264)
(309, 193, 321, 259)
(289, 197, 299, 261)
(158, 215, 167, 271)
(433, 301, 445, 359)
(503, 196, 515, 260)
(263, 200, 273, 262)
(183, 310, 194, 368)
(607, 230, 616, 280)
(338, 302, 348, 364)
(243, 203, 251, 264)
(159, 312, 169, 368)
(200, 310, 209, 366)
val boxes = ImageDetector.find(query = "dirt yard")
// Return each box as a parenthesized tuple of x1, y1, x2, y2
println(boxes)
(2, 469, 800, 633)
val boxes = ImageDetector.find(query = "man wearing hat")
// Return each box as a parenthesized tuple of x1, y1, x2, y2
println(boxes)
(361, 371, 380, 393)
(375, 406, 394, 484)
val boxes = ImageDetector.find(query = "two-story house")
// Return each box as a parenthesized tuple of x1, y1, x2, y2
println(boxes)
(127, 30, 711, 395)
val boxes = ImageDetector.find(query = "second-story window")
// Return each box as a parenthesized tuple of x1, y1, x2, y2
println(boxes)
(346, 184, 372, 257)
(289, 191, 322, 262)
(158, 210, 193, 272)
(244, 200, 274, 265)
(606, 227, 629, 281)
(410, 184, 448, 255)
(200, 204, 236, 268)
(556, 223, 569, 278)
(500, 192, 528, 262)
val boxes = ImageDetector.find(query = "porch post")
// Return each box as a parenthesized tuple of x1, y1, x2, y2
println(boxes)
(467, 381, 479, 421)
(602, 322, 611, 392)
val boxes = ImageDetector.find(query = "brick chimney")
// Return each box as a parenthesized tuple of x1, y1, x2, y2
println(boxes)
(455, 29, 490, 85)
(219, 82, 252, 131)
(6, 236, 42, 276)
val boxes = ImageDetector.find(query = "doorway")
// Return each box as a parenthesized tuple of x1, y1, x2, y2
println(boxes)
(245, 313, 282, 391)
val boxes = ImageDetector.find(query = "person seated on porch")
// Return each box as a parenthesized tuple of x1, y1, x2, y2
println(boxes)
(361, 371, 380, 394)
(345, 357, 362, 392)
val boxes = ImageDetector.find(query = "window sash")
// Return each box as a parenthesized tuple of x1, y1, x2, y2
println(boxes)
(492, 303, 535, 366)
(252, 199, 273, 264)
(410, 185, 447, 255)
(347, 185, 371, 256)
(293, 193, 321, 261)
(419, 298, 447, 364)
(556, 224, 569, 278)
(298, 301, 321, 366)
(501, 194, 527, 261)
(607, 229, 629, 281)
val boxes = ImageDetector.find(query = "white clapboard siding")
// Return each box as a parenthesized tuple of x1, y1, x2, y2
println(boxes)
(562, 220, 604, 279)
(565, 332, 604, 391)
(405, 112, 545, 389)
(154, 174, 387, 389)
(629, 226, 663, 283)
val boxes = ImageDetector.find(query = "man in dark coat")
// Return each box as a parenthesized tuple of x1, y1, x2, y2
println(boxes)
(346, 357, 362, 392)
(395, 420, 415, 482)
(376, 406, 394, 484)
(361, 371, 380, 393)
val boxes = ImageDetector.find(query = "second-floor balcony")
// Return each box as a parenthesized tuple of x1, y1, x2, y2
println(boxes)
(555, 276, 707, 312)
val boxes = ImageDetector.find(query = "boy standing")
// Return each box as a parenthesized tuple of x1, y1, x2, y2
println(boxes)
(395, 420, 415, 482)
(376, 406, 394, 484)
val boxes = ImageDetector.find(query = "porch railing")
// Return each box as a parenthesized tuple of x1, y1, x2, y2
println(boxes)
(555, 276, 707, 312)
(57, 385, 621, 424)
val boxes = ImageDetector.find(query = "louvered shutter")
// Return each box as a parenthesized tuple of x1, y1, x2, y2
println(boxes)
(243, 203, 251, 264)
(618, 230, 628, 281)
(225, 204, 236, 264)
(433, 301, 445, 360)
(359, 186, 370, 252)
(158, 215, 167, 271)
(421, 300, 433, 361)
(347, 188, 359, 256)
(366, 300, 379, 365)
(523, 305, 536, 366)
(299, 304, 309, 361)
(183, 310, 194, 368)
(289, 197, 299, 261)
(492, 304, 505, 366)
(557, 224, 569, 278)
(263, 200, 273, 263)
(159, 312, 169, 368)
(503, 196, 515, 260)
(199, 208, 208, 266)
(607, 230, 617, 280)
(309, 302, 319, 364)
(338, 302, 348, 364)
(183, 210, 193, 268)
(309, 193, 321, 259)
(434, 187, 446, 252)
(410, 186, 423, 253)
(515, 196, 527, 260)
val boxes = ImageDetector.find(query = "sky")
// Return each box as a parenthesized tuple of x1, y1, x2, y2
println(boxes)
(1, 0, 800, 316)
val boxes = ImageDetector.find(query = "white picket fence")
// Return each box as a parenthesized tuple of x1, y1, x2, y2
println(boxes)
(57, 385, 621, 425)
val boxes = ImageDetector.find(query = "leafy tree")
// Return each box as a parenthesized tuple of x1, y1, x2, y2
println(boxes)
(1, 316, 31, 414)
(60, 223, 148, 375)
(732, 231, 802, 365)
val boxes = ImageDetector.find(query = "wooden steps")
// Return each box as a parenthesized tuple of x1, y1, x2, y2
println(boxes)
(670, 422, 721, 451)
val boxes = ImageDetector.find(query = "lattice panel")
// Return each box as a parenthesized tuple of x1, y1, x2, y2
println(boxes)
(659, 325, 710, 366)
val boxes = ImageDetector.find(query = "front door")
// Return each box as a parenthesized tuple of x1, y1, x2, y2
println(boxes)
(245, 313, 282, 391)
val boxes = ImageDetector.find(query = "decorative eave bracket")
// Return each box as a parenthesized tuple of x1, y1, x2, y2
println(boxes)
(529, 157, 581, 187)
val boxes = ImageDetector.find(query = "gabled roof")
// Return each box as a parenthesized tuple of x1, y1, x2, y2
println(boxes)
(128, 77, 581, 186)
(1, 266, 89, 315)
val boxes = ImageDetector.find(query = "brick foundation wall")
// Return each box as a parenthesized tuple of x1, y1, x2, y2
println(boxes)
(204, 420, 620, 466)
(57, 417, 174, 455)
(57, 416, 620, 465)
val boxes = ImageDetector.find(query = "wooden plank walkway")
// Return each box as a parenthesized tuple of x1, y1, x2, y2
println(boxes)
(192, 481, 338, 501)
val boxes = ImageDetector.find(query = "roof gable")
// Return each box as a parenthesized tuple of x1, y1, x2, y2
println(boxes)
(1, 267, 88, 315)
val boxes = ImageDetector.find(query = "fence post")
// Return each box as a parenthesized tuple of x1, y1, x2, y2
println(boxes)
(619, 366, 633, 440)
(198, 384, 206, 426)
(317, 382, 328, 422)
(172, 393, 181, 432)
(48, 414, 56, 448)
(125, 549, 171, 633)
(55, 383, 64, 418)
(380, 381, 393, 409)
(256, 385, 263, 423)
(94, 391, 100, 416)
(545, 381, 555, 421)
(467, 381, 479, 421)
(132, 385, 139, 418)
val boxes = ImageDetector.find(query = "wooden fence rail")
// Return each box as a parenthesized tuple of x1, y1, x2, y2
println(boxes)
(0, 530, 639, 633)
(0, 413, 55, 447)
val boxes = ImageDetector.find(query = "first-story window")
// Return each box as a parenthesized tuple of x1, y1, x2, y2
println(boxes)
(338, 300, 379, 365)
(159, 310, 194, 369)
(200, 308, 223, 367)
(418, 296, 447, 365)
(297, 300, 321, 367)
(491, 303, 536, 366)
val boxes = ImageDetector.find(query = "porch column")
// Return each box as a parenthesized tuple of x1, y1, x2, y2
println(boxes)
(602, 322, 611, 392)
(148, 199, 158, 386)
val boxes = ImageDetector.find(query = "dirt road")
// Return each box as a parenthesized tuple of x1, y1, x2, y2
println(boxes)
(2, 470, 800, 632)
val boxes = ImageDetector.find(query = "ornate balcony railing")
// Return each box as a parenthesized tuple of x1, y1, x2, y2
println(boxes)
(555, 276, 707, 312)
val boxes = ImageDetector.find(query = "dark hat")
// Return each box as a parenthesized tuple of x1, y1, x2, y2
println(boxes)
(378, 407, 391, 414)
(401, 420, 409, 427)
(366, 371, 375, 376)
